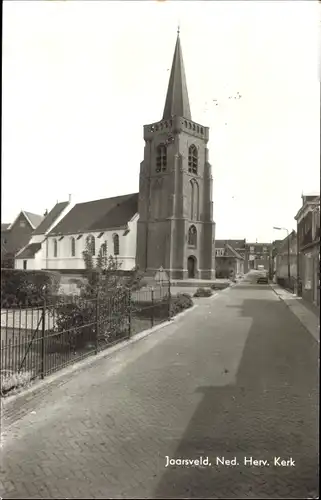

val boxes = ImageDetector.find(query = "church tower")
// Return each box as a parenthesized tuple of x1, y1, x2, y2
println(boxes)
(136, 31, 215, 280)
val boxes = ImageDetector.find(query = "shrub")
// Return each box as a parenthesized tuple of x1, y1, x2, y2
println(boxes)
(51, 287, 131, 352)
(170, 293, 193, 316)
(193, 287, 212, 298)
(215, 270, 230, 279)
(125, 266, 147, 291)
(1, 269, 61, 308)
(175, 293, 193, 308)
(132, 293, 193, 321)
(1, 370, 33, 395)
(69, 278, 84, 287)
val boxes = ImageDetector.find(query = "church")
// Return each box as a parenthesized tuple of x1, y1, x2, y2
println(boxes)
(15, 32, 216, 280)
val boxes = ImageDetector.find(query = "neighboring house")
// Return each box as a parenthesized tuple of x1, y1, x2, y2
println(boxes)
(1, 211, 44, 268)
(273, 231, 298, 290)
(45, 193, 139, 272)
(15, 201, 71, 270)
(244, 242, 271, 272)
(1, 223, 11, 267)
(215, 240, 245, 278)
(295, 194, 320, 306)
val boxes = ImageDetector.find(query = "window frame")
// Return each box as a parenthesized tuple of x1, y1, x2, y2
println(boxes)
(86, 235, 96, 256)
(113, 233, 120, 255)
(156, 144, 167, 173)
(188, 225, 197, 247)
(53, 239, 58, 258)
(71, 237, 76, 257)
(188, 144, 198, 174)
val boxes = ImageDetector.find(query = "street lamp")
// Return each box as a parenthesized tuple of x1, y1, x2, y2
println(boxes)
(273, 227, 290, 280)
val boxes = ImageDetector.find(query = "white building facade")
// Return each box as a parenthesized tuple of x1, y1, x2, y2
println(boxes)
(45, 214, 138, 272)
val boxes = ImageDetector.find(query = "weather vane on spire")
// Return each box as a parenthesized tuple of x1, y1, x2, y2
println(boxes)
(177, 20, 180, 35)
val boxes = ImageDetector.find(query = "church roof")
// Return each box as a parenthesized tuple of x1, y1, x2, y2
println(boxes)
(17, 243, 42, 259)
(33, 201, 70, 235)
(49, 193, 138, 236)
(163, 32, 191, 120)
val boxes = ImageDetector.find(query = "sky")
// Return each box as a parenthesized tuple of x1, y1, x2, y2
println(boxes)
(2, 0, 320, 242)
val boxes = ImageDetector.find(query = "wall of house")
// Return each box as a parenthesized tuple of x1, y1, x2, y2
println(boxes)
(44, 223, 137, 271)
(300, 245, 319, 306)
(15, 251, 42, 271)
(124, 214, 138, 269)
(275, 233, 297, 276)
(295, 197, 319, 305)
(275, 254, 297, 279)
(244, 243, 271, 273)
(253, 257, 270, 270)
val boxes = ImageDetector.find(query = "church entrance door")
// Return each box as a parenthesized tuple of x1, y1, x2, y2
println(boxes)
(187, 256, 196, 278)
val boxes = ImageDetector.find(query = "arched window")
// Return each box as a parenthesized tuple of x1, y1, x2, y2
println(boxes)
(86, 235, 95, 256)
(190, 179, 199, 220)
(113, 234, 120, 255)
(71, 237, 76, 257)
(101, 241, 107, 256)
(188, 145, 198, 174)
(188, 225, 197, 247)
(53, 239, 58, 257)
(156, 144, 167, 173)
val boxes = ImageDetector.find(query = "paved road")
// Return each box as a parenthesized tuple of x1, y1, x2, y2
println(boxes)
(0, 277, 318, 499)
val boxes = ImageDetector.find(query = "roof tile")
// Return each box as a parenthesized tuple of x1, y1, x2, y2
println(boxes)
(17, 243, 42, 259)
(33, 201, 69, 235)
(49, 193, 138, 235)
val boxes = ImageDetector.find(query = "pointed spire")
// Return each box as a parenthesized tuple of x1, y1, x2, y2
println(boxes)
(163, 31, 191, 120)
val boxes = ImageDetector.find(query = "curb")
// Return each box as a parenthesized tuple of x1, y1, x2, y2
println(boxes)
(192, 284, 233, 302)
(1, 303, 199, 411)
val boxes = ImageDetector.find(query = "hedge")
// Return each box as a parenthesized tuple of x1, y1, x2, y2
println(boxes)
(193, 287, 213, 298)
(1, 269, 61, 308)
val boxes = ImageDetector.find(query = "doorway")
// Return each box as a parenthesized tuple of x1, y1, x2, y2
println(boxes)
(187, 256, 196, 278)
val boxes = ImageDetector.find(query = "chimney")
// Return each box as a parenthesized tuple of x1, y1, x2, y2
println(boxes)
(69, 194, 72, 203)
(43, 209, 48, 217)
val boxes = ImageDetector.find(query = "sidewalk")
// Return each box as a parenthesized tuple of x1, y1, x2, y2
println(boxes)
(270, 284, 319, 343)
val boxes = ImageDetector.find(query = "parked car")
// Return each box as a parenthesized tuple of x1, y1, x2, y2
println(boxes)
(257, 275, 268, 284)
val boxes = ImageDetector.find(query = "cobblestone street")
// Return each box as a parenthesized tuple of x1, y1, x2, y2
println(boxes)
(0, 280, 319, 499)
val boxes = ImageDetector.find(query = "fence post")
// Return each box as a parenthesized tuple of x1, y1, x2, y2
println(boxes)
(128, 288, 132, 338)
(151, 288, 154, 328)
(41, 300, 46, 379)
(168, 279, 171, 320)
(95, 292, 100, 355)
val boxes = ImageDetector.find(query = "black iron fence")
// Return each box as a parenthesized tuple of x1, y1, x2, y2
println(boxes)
(1, 284, 171, 392)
